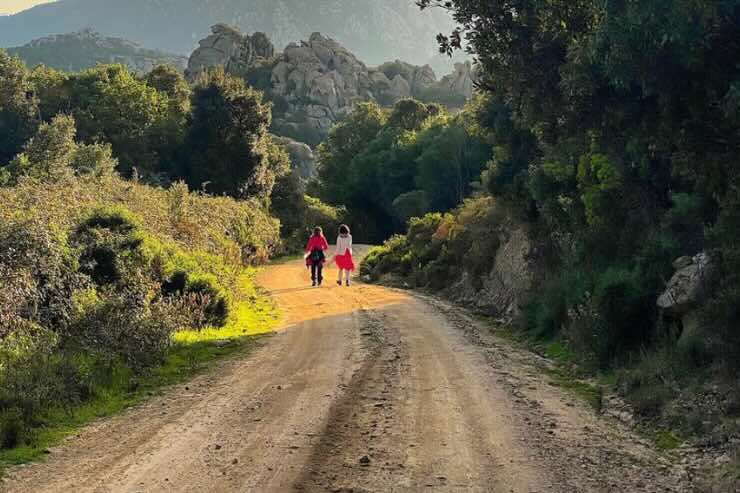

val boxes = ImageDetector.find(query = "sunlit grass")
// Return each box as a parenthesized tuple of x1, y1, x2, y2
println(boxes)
(174, 271, 279, 344)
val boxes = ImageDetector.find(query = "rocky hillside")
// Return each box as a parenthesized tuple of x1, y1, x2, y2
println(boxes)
(188, 25, 475, 145)
(0, 0, 461, 75)
(7, 29, 186, 72)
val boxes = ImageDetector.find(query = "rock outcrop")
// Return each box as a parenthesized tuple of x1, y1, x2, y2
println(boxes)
(271, 135, 316, 180)
(438, 61, 476, 100)
(186, 24, 274, 79)
(657, 252, 718, 339)
(187, 27, 476, 145)
(444, 223, 545, 323)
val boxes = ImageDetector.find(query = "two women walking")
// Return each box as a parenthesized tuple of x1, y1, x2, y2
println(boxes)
(304, 225, 354, 287)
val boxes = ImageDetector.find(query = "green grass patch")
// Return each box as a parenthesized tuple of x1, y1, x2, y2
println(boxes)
(0, 275, 279, 471)
(653, 429, 681, 451)
(544, 367, 604, 413)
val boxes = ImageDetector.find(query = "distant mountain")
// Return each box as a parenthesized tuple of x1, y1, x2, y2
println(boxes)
(0, 0, 460, 74)
(7, 29, 187, 72)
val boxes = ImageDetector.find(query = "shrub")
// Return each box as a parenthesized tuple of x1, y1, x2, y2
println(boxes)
(0, 220, 85, 334)
(361, 198, 507, 290)
(184, 274, 229, 327)
(71, 206, 148, 286)
(69, 280, 179, 370)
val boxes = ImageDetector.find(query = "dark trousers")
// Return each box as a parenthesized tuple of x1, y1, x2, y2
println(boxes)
(311, 263, 323, 283)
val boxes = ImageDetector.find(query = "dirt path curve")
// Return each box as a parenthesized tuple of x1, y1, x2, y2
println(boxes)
(2, 249, 696, 492)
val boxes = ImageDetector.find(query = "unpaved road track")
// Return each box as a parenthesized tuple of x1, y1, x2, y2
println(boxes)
(2, 252, 697, 492)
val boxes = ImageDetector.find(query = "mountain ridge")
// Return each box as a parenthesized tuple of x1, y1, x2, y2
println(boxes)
(0, 0, 461, 74)
(7, 29, 187, 72)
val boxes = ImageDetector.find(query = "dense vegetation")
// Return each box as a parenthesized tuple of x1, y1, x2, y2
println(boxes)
(0, 49, 322, 458)
(313, 98, 491, 242)
(356, 0, 740, 464)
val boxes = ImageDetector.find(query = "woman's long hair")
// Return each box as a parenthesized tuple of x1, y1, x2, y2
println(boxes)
(338, 224, 350, 236)
(312, 226, 324, 237)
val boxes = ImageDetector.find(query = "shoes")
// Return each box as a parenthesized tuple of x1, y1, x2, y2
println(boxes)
(336, 280, 342, 286)
(346, 280, 350, 287)
(312, 281, 316, 287)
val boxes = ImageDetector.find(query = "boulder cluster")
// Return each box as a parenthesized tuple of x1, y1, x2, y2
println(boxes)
(186, 24, 275, 79)
(187, 25, 475, 145)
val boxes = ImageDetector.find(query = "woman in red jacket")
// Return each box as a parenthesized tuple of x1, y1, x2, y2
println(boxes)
(305, 226, 329, 286)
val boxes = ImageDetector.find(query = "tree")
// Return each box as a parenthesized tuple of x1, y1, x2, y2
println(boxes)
(315, 97, 490, 241)
(0, 50, 39, 166)
(316, 102, 386, 203)
(146, 65, 191, 113)
(29, 65, 68, 122)
(387, 99, 440, 131)
(183, 68, 287, 199)
(2, 114, 116, 185)
(145, 65, 191, 179)
(30, 64, 169, 177)
(415, 114, 490, 212)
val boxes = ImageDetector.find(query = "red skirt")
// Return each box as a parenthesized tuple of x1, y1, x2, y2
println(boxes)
(335, 250, 355, 271)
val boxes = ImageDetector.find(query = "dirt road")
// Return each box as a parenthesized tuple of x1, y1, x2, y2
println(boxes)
(2, 252, 697, 492)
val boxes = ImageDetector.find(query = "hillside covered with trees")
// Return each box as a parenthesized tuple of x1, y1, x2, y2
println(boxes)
(0, 48, 343, 454)
(7, 29, 187, 73)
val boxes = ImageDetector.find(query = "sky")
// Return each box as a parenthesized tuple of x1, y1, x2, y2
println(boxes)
(0, 0, 55, 15)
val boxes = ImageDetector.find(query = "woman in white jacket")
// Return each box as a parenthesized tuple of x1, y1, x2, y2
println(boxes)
(333, 224, 354, 286)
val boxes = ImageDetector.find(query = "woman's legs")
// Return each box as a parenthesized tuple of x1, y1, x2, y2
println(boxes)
(337, 268, 344, 284)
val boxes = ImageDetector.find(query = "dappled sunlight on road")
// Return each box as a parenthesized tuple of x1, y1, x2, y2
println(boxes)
(258, 246, 410, 328)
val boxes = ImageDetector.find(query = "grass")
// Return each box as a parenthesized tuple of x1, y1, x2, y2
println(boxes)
(653, 429, 681, 451)
(543, 367, 604, 412)
(0, 273, 280, 471)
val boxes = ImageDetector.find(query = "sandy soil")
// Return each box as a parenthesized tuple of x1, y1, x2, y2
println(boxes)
(1, 249, 698, 492)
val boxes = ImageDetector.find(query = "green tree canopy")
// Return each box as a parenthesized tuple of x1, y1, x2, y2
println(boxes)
(0, 50, 39, 166)
(183, 68, 288, 199)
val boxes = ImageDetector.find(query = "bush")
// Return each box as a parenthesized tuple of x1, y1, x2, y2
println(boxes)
(184, 274, 229, 327)
(69, 277, 180, 370)
(0, 220, 85, 335)
(275, 193, 347, 254)
(0, 173, 276, 452)
(71, 206, 148, 286)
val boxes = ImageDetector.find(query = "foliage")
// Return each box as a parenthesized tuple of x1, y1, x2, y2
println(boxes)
(35, 64, 170, 177)
(315, 99, 491, 242)
(0, 50, 39, 166)
(0, 166, 279, 451)
(182, 68, 288, 199)
(362, 197, 504, 290)
(271, 167, 347, 253)
(2, 114, 116, 185)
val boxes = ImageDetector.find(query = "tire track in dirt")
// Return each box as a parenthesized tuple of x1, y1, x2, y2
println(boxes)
(294, 307, 408, 492)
